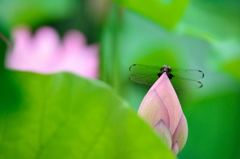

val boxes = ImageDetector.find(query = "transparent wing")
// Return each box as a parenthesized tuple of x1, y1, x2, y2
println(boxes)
(129, 64, 204, 89)
(129, 64, 161, 75)
(171, 77, 203, 89)
(129, 74, 159, 86)
(171, 69, 204, 80)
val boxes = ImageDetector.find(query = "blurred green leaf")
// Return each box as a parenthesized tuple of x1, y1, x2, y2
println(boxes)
(0, 71, 175, 159)
(106, 0, 188, 29)
(179, 90, 240, 159)
(175, 0, 240, 82)
(223, 59, 240, 80)
(0, 0, 77, 31)
(203, 39, 240, 80)
(177, 0, 240, 41)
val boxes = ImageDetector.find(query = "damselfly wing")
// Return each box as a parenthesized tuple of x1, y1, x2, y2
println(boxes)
(129, 64, 204, 89)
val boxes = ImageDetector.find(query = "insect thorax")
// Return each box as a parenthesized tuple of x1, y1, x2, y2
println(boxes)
(158, 65, 173, 79)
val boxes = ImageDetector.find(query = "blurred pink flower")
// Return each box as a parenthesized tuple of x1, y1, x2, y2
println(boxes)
(138, 72, 188, 155)
(5, 26, 99, 78)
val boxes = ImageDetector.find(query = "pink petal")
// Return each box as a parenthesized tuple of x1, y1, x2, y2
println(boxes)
(8, 26, 61, 73)
(59, 31, 99, 78)
(12, 26, 31, 53)
(5, 26, 99, 79)
(33, 27, 60, 59)
(154, 119, 172, 149)
(33, 26, 60, 49)
(171, 141, 179, 156)
(5, 26, 32, 70)
(63, 30, 87, 52)
(172, 113, 188, 151)
(151, 73, 183, 135)
(138, 90, 170, 127)
(60, 44, 99, 78)
(31, 27, 60, 71)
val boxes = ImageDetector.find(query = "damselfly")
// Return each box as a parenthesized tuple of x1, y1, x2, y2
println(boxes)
(129, 64, 204, 89)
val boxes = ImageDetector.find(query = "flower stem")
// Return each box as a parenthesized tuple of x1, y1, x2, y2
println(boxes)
(0, 32, 12, 48)
(111, 4, 123, 91)
(100, 3, 123, 92)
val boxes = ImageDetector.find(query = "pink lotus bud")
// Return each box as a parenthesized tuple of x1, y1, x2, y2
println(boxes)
(5, 26, 99, 78)
(138, 72, 188, 155)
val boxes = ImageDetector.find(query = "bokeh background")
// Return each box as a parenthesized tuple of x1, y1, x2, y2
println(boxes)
(0, 0, 240, 158)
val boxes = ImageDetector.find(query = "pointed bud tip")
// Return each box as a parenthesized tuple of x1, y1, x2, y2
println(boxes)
(154, 119, 172, 149)
(172, 141, 180, 156)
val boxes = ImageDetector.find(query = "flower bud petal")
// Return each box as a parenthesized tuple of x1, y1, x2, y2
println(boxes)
(172, 113, 188, 151)
(150, 73, 183, 135)
(172, 141, 180, 156)
(138, 73, 188, 155)
(154, 119, 172, 149)
(138, 90, 170, 127)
